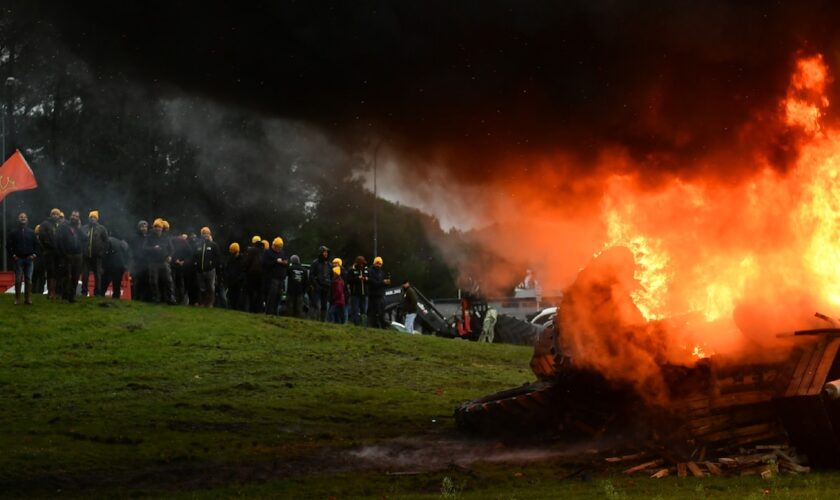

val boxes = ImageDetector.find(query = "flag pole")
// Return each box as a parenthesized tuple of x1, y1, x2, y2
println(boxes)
(2, 113, 5, 271)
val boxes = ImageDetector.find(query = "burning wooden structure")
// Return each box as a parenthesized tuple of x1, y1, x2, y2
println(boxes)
(456, 323, 840, 469)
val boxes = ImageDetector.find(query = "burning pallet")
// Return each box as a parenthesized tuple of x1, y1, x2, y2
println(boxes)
(456, 326, 840, 469)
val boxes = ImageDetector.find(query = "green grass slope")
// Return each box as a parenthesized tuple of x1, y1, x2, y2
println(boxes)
(5, 297, 840, 498)
(0, 297, 531, 491)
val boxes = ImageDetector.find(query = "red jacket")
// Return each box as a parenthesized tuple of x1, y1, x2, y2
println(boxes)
(331, 277, 346, 307)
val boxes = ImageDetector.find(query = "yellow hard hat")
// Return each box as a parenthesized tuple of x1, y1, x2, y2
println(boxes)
(200, 226, 211, 235)
(251, 235, 262, 244)
(34, 224, 41, 234)
(272, 237, 284, 249)
(50, 208, 61, 217)
(162, 220, 170, 230)
(229, 242, 240, 254)
(373, 256, 383, 266)
(261, 240, 269, 249)
(332, 257, 343, 267)
(89, 210, 100, 219)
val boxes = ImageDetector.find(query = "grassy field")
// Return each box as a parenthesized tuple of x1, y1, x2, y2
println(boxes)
(2, 296, 840, 498)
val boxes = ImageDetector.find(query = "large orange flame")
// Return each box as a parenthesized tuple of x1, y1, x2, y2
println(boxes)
(455, 53, 840, 400)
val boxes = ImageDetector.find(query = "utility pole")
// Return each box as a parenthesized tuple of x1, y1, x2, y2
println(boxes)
(372, 140, 383, 257)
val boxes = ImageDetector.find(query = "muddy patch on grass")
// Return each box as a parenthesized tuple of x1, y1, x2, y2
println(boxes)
(0, 434, 611, 496)
(345, 436, 609, 472)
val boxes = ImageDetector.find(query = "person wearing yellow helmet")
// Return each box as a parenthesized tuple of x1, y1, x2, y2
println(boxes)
(143, 217, 176, 304)
(367, 256, 391, 328)
(329, 265, 346, 324)
(243, 234, 266, 312)
(329, 256, 350, 322)
(80, 210, 109, 297)
(193, 226, 221, 307)
(225, 242, 246, 310)
(262, 236, 288, 315)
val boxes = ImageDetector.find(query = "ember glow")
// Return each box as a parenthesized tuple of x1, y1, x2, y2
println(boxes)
(458, 53, 840, 399)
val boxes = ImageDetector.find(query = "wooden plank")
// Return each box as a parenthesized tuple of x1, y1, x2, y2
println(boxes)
(806, 337, 840, 395)
(779, 461, 810, 474)
(686, 461, 704, 477)
(709, 391, 776, 410)
(797, 340, 829, 396)
(650, 468, 670, 479)
(786, 345, 822, 397)
(704, 461, 722, 476)
(702, 423, 774, 443)
(677, 463, 687, 478)
(605, 453, 645, 463)
(623, 459, 664, 475)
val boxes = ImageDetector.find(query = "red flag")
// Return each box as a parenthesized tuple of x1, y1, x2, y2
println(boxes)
(0, 150, 37, 202)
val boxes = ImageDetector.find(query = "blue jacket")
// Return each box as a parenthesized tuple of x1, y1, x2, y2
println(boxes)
(6, 225, 38, 258)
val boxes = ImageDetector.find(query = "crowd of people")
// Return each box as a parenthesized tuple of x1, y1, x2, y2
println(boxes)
(6, 209, 420, 329)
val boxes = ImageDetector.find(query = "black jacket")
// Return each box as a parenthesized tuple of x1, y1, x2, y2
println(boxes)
(81, 222, 109, 258)
(401, 287, 419, 314)
(225, 253, 245, 287)
(261, 247, 288, 280)
(348, 265, 370, 296)
(193, 239, 221, 273)
(129, 231, 147, 272)
(310, 255, 332, 288)
(368, 266, 388, 298)
(38, 216, 60, 252)
(287, 264, 309, 296)
(6, 225, 38, 258)
(143, 232, 173, 264)
(104, 237, 130, 272)
(57, 222, 84, 256)
(244, 244, 264, 277)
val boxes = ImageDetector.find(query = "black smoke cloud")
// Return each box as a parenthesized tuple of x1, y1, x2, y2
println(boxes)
(35, 1, 840, 182)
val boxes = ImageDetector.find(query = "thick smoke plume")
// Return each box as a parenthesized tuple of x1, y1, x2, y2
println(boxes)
(34, 2, 840, 399)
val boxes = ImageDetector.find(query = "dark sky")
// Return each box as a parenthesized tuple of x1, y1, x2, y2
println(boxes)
(36, 1, 840, 182)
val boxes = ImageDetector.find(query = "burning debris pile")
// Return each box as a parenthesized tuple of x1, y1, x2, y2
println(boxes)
(611, 443, 809, 479)
(456, 53, 840, 471)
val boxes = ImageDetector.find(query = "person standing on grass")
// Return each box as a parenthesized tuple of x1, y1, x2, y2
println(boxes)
(286, 255, 308, 318)
(348, 255, 370, 326)
(193, 227, 221, 307)
(37, 208, 62, 300)
(400, 279, 419, 334)
(171, 232, 192, 304)
(225, 242, 245, 310)
(144, 220, 176, 304)
(244, 235, 265, 313)
(103, 236, 130, 299)
(329, 266, 346, 324)
(6, 212, 38, 305)
(367, 256, 390, 328)
(129, 220, 149, 302)
(310, 245, 332, 321)
(262, 237, 288, 315)
(80, 210, 109, 297)
(56, 210, 84, 303)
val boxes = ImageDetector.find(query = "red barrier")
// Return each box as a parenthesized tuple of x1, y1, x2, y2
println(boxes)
(0, 271, 14, 292)
(1, 270, 132, 300)
(86, 272, 132, 300)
